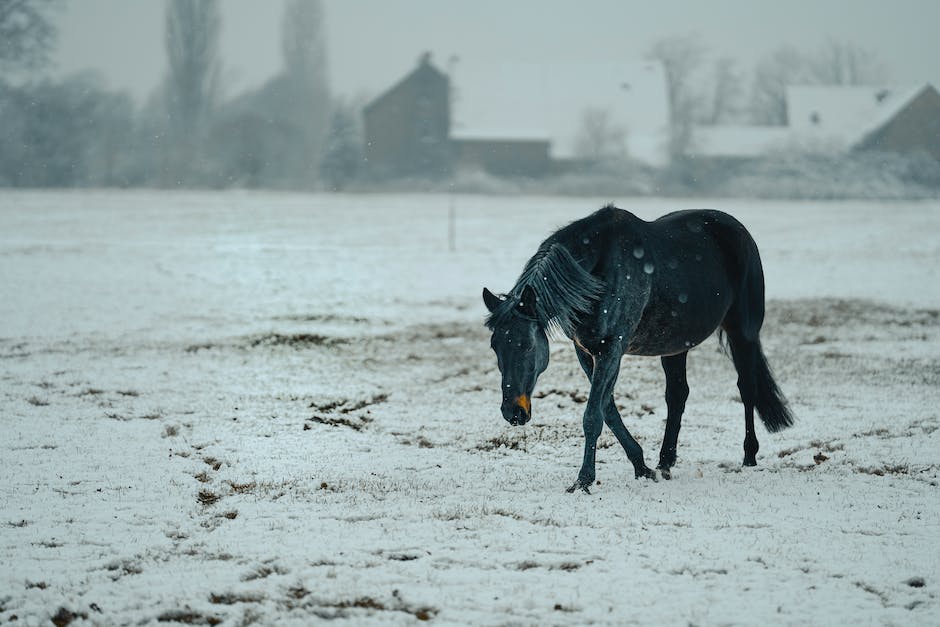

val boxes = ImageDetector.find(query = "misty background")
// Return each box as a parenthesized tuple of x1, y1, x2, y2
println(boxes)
(2, 0, 940, 196)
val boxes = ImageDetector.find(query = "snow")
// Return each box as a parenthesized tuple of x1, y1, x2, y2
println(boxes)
(2, 190, 939, 625)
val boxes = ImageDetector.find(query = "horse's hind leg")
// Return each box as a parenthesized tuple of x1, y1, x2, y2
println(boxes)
(657, 351, 689, 479)
(726, 330, 760, 466)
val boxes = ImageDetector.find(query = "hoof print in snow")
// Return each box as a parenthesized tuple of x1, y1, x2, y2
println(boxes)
(476, 435, 525, 452)
(197, 490, 221, 506)
(306, 394, 387, 431)
(311, 595, 437, 622)
(208, 591, 265, 605)
(241, 563, 289, 582)
(51, 606, 88, 626)
(202, 457, 222, 471)
(156, 608, 222, 625)
(105, 559, 143, 581)
(247, 333, 347, 349)
(906, 576, 926, 588)
(307, 413, 372, 431)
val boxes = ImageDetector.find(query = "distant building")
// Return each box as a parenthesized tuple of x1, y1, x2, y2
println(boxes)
(687, 83, 940, 162)
(362, 52, 452, 179)
(361, 54, 671, 179)
(450, 132, 552, 178)
(850, 84, 940, 160)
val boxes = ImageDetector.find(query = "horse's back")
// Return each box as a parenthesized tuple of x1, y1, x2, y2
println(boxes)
(624, 209, 759, 355)
(650, 209, 761, 285)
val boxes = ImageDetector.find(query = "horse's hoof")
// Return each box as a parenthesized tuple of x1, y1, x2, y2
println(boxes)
(659, 467, 672, 481)
(742, 458, 758, 467)
(565, 479, 592, 494)
(635, 467, 658, 482)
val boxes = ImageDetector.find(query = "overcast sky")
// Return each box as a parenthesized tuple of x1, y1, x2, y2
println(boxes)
(53, 0, 940, 106)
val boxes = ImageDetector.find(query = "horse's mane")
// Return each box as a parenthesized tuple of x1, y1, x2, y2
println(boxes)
(486, 242, 605, 338)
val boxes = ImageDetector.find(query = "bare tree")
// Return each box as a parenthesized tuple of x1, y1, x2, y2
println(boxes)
(646, 34, 706, 158)
(808, 38, 886, 86)
(0, 0, 59, 73)
(573, 108, 627, 162)
(163, 0, 220, 183)
(750, 45, 811, 125)
(0, 72, 135, 187)
(320, 98, 363, 190)
(706, 57, 745, 124)
(281, 0, 330, 186)
(751, 40, 886, 125)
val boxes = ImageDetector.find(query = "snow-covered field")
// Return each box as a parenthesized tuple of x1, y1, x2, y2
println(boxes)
(2, 190, 939, 626)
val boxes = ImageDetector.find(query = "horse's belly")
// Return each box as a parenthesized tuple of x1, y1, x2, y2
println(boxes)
(625, 293, 732, 356)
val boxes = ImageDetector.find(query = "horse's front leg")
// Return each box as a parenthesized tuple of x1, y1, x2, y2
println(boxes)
(567, 345, 651, 493)
(571, 345, 656, 494)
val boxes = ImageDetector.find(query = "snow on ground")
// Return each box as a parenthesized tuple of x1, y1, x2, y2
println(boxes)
(1, 190, 939, 625)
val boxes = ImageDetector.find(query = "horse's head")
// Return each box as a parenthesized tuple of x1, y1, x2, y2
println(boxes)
(483, 285, 550, 426)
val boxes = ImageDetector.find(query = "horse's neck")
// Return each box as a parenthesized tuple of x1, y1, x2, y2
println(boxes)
(545, 233, 596, 274)
(519, 238, 605, 337)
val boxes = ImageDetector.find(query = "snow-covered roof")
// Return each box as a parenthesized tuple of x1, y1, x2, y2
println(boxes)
(787, 84, 930, 149)
(852, 84, 934, 148)
(450, 60, 670, 166)
(688, 83, 934, 158)
(688, 125, 791, 158)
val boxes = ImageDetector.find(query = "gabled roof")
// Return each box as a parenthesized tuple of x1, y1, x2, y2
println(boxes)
(363, 52, 448, 115)
(451, 60, 670, 166)
(787, 84, 933, 149)
(853, 84, 937, 149)
(688, 83, 937, 158)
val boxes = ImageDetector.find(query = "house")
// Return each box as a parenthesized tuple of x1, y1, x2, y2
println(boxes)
(450, 131, 552, 178)
(361, 54, 671, 179)
(688, 83, 940, 162)
(787, 83, 940, 158)
(852, 84, 940, 160)
(362, 52, 452, 178)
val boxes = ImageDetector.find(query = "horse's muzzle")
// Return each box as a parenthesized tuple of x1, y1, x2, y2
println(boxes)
(502, 395, 531, 426)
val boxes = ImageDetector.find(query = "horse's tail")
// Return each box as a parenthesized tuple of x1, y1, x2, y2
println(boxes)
(711, 211, 794, 432)
(737, 224, 794, 432)
(752, 340, 794, 432)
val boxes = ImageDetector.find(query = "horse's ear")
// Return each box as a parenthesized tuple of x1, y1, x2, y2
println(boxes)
(519, 285, 537, 318)
(482, 287, 501, 313)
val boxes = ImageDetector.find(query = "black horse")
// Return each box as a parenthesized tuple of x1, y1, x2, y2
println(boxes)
(483, 205, 793, 492)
